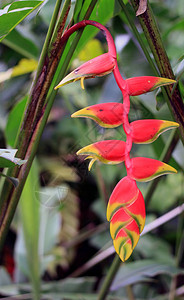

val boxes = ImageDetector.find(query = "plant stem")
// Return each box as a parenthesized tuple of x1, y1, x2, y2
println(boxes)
(0, 0, 71, 250)
(126, 285, 135, 300)
(34, 0, 64, 82)
(98, 254, 121, 300)
(0, 0, 98, 252)
(129, 0, 184, 144)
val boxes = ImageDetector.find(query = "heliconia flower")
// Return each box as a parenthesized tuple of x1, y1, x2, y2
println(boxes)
(130, 157, 177, 182)
(130, 119, 179, 144)
(106, 176, 145, 261)
(71, 102, 124, 128)
(54, 53, 116, 90)
(125, 76, 176, 96)
(77, 140, 127, 170)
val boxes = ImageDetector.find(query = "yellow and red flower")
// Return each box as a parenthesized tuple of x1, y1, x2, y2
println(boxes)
(77, 140, 127, 170)
(55, 53, 116, 90)
(107, 176, 145, 261)
(130, 119, 179, 144)
(130, 157, 177, 182)
(125, 76, 176, 96)
(56, 19, 179, 263)
(71, 102, 124, 128)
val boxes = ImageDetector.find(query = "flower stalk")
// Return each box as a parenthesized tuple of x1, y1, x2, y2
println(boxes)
(55, 20, 178, 264)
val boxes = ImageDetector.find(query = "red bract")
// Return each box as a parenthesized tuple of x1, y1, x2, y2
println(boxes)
(130, 119, 179, 144)
(55, 20, 178, 262)
(55, 53, 115, 89)
(77, 140, 127, 170)
(130, 157, 177, 182)
(125, 76, 176, 96)
(71, 102, 124, 128)
(107, 176, 145, 261)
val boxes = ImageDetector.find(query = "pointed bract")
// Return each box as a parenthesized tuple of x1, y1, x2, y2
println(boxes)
(71, 102, 124, 128)
(107, 176, 139, 221)
(130, 157, 177, 182)
(126, 76, 176, 96)
(55, 53, 115, 89)
(77, 140, 126, 170)
(131, 119, 179, 144)
(107, 176, 145, 262)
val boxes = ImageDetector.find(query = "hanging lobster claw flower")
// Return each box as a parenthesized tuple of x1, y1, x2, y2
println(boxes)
(130, 119, 179, 144)
(107, 176, 145, 262)
(55, 53, 116, 90)
(77, 140, 127, 170)
(71, 102, 124, 128)
(130, 157, 177, 182)
(125, 76, 176, 96)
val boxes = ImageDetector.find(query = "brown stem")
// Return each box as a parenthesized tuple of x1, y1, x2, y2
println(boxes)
(130, 0, 184, 144)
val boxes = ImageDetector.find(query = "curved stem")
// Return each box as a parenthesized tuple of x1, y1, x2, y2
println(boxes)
(98, 254, 121, 300)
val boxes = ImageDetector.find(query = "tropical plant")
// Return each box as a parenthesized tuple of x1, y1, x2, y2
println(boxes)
(0, 0, 183, 300)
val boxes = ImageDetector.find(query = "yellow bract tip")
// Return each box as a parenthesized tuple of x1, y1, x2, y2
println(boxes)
(81, 77, 85, 90)
(88, 158, 96, 171)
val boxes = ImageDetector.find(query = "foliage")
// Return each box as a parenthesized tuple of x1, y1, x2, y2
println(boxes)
(0, 0, 183, 300)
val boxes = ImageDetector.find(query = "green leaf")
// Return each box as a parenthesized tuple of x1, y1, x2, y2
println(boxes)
(0, 59, 37, 84)
(156, 89, 165, 111)
(111, 260, 184, 291)
(18, 159, 40, 298)
(78, 39, 104, 62)
(5, 96, 27, 147)
(0, 1, 43, 42)
(0, 149, 27, 168)
(3, 28, 39, 59)
(149, 172, 184, 213)
(135, 235, 174, 264)
(42, 277, 96, 293)
(73, 0, 84, 23)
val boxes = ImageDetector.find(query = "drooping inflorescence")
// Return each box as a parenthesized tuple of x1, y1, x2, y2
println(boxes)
(55, 20, 179, 262)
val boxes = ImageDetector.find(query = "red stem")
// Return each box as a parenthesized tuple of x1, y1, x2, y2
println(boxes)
(61, 20, 117, 58)
(62, 20, 134, 180)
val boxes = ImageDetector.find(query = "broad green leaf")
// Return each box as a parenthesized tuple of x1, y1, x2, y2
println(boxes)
(135, 235, 174, 264)
(164, 19, 184, 39)
(0, 59, 37, 84)
(5, 96, 27, 147)
(78, 39, 104, 62)
(111, 260, 184, 291)
(149, 172, 184, 213)
(3, 28, 39, 59)
(0, 1, 43, 42)
(19, 159, 40, 298)
(42, 277, 96, 293)
(0, 149, 27, 168)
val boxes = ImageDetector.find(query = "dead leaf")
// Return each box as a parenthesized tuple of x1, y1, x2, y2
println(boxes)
(136, 0, 147, 16)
